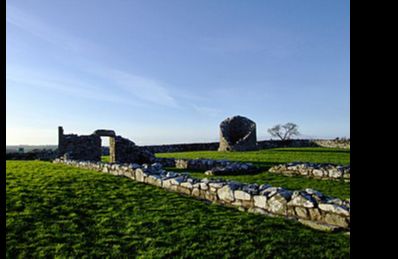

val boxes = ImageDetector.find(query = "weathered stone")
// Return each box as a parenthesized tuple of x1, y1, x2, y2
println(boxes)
(234, 190, 252, 201)
(241, 200, 254, 209)
(294, 207, 309, 219)
(162, 178, 176, 189)
(268, 193, 289, 215)
(217, 185, 235, 202)
(323, 213, 349, 228)
(277, 190, 292, 201)
(269, 162, 349, 182)
(287, 207, 296, 217)
(177, 186, 191, 195)
(200, 182, 208, 190)
(253, 195, 268, 209)
(170, 176, 185, 185)
(312, 169, 324, 177)
(58, 127, 154, 164)
(93, 129, 116, 137)
(327, 198, 343, 206)
(192, 188, 200, 197)
(308, 208, 323, 221)
(318, 204, 350, 217)
(242, 184, 259, 195)
(218, 115, 257, 151)
(260, 187, 282, 197)
(328, 169, 342, 178)
(287, 193, 316, 208)
(205, 192, 218, 201)
(192, 183, 201, 189)
(199, 190, 207, 199)
(135, 168, 146, 182)
(146, 175, 162, 187)
(209, 182, 224, 189)
(180, 182, 193, 189)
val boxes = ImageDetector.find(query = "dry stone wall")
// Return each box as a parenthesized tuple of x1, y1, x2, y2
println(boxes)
(58, 127, 154, 164)
(114, 136, 155, 164)
(143, 139, 350, 153)
(59, 133, 101, 161)
(175, 159, 259, 175)
(53, 158, 350, 232)
(269, 162, 350, 182)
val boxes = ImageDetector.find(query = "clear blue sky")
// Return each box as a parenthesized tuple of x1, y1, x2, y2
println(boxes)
(6, 0, 350, 145)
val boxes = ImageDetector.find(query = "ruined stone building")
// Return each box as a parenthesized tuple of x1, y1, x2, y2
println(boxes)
(218, 115, 257, 151)
(58, 127, 154, 164)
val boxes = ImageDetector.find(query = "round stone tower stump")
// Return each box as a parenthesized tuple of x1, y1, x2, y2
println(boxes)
(218, 115, 257, 151)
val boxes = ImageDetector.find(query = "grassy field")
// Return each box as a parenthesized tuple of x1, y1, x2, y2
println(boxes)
(7, 160, 350, 258)
(157, 147, 350, 200)
(156, 147, 350, 167)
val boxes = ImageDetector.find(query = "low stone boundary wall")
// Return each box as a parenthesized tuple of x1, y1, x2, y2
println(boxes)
(143, 139, 350, 153)
(6, 150, 57, 161)
(175, 159, 259, 175)
(143, 142, 219, 153)
(269, 162, 350, 182)
(53, 159, 350, 232)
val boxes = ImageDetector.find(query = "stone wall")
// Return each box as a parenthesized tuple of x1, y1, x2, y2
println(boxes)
(269, 162, 350, 182)
(6, 150, 58, 161)
(53, 158, 350, 232)
(59, 133, 101, 161)
(175, 159, 259, 175)
(143, 139, 350, 153)
(143, 142, 219, 153)
(114, 136, 154, 164)
(58, 127, 154, 163)
(312, 139, 350, 149)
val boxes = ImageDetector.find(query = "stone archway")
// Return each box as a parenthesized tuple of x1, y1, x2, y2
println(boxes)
(94, 129, 116, 163)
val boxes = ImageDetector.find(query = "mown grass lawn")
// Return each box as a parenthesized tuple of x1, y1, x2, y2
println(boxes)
(7, 160, 350, 258)
(157, 147, 350, 200)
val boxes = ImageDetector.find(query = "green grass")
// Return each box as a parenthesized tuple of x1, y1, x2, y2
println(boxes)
(7, 160, 349, 258)
(158, 147, 350, 200)
(156, 147, 350, 168)
(101, 155, 110, 163)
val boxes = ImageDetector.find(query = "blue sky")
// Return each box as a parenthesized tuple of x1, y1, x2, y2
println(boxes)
(6, 0, 349, 145)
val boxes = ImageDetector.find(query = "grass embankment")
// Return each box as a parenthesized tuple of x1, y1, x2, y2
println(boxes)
(157, 147, 350, 200)
(7, 161, 349, 258)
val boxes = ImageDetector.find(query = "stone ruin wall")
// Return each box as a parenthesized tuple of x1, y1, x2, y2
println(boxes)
(269, 162, 350, 182)
(53, 158, 350, 232)
(58, 127, 154, 164)
(58, 127, 101, 161)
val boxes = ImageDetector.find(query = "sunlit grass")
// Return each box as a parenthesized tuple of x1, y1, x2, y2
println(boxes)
(7, 160, 349, 257)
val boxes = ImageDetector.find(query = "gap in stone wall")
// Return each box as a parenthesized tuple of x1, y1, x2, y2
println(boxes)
(100, 137, 110, 161)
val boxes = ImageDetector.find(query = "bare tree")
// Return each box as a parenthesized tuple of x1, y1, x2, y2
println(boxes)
(268, 123, 300, 141)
